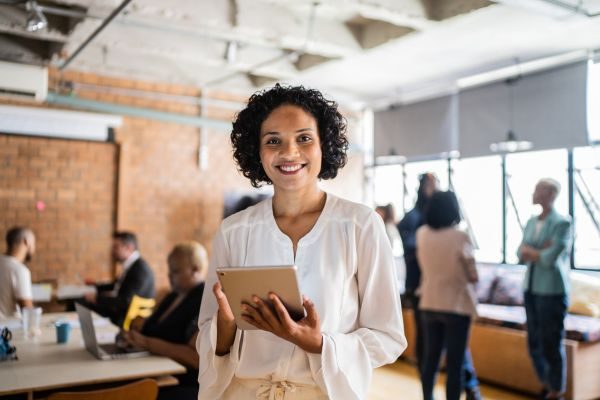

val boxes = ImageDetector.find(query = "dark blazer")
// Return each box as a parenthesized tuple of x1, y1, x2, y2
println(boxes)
(95, 257, 155, 326)
(398, 207, 425, 293)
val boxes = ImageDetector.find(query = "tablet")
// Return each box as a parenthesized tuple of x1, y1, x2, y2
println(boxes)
(215, 265, 305, 330)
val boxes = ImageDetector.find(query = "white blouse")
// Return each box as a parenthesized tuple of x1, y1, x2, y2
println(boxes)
(197, 193, 407, 399)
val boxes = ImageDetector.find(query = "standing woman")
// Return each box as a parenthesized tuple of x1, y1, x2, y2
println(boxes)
(197, 84, 406, 399)
(416, 191, 479, 400)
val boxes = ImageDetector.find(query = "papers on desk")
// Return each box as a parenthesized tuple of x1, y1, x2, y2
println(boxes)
(0, 318, 21, 331)
(31, 284, 52, 302)
(56, 285, 96, 300)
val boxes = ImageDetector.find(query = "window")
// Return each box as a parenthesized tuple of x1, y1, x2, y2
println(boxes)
(504, 149, 569, 264)
(371, 146, 599, 270)
(573, 146, 600, 270)
(373, 159, 448, 221)
(452, 155, 503, 263)
(373, 164, 404, 218)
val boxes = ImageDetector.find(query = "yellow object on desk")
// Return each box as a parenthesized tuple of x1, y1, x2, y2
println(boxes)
(122, 295, 156, 331)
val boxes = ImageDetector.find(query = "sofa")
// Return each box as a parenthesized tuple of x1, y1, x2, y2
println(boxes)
(401, 263, 600, 400)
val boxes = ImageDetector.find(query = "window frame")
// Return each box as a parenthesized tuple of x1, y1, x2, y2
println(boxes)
(372, 146, 600, 271)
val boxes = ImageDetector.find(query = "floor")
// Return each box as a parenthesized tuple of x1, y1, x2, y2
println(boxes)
(368, 361, 534, 400)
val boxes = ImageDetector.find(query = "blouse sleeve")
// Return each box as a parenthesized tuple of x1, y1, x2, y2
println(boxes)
(196, 227, 243, 399)
(309, 211, 407, 399)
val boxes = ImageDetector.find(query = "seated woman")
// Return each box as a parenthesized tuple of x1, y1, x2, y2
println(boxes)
(123, 241, 206, 400)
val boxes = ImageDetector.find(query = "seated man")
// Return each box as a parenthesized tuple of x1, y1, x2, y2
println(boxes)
(83, 231, 155, 326)
(123, 241, 206, 400)
(0, 227, 35, 319)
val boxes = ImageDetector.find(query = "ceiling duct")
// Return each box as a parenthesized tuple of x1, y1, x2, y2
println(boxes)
(493, 0, 600, 17)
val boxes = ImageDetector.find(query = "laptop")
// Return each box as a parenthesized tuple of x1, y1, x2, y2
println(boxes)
(75, 303, 149, 360)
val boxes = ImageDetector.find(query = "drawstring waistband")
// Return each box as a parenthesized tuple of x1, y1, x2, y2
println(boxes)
(236, 378, 321, 400)
(256, 380, 298, 400)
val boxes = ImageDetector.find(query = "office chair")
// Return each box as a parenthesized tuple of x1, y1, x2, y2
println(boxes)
(47, 378, 158, 400)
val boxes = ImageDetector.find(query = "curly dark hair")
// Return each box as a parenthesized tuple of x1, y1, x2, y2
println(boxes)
(231, 83, 348, 188)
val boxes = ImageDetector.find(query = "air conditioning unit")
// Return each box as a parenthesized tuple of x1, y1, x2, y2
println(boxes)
(0, 61, 48, 102)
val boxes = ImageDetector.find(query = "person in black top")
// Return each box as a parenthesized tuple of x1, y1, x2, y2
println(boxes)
(123, 241, 207, 400)
(398, 173, 438, 377)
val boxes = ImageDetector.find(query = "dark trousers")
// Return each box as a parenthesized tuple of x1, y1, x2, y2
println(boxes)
(158, 384, 198, 400)
(524, 291, 568, 393)
(405, 293, 478, 389)
(421, 310, 472, 400)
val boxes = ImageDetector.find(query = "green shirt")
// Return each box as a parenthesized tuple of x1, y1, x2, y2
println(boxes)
(518, 209, 572, 295)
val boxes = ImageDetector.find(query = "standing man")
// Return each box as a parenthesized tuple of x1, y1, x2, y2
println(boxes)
(83, 231, 155, 326)
(518, 178, 571, 400)
(0, 227, 35, 319)
(398, 173, 481, 400)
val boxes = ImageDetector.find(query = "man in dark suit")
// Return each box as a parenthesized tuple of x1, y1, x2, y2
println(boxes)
(83, 231, 155, 326)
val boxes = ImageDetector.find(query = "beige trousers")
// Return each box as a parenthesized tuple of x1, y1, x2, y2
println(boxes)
(221, 377, 329, 400)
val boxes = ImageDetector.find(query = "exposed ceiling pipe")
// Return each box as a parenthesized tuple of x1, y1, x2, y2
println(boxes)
(59, 0, 133, 71)
(203, 2, 320, 88)
(65, 81, 246, 110)
(36, 4, 103, 20)
(46, 92, 232, 131)
(538, 0, 600, 17)
(493, 0, 600, 17)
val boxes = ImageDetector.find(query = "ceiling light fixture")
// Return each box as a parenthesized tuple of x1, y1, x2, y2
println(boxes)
(25, 0, 48, 32)
(224, 41, 238, 65)
(490, 75, 533, 153)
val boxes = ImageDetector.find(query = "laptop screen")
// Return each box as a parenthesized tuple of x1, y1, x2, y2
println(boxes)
(75, 303, 100, 357)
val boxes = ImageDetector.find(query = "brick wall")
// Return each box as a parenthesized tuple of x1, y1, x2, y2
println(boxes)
(114, 118, 249, 289)
(0, 134, 117, 284)
(1, 69, 364, 291)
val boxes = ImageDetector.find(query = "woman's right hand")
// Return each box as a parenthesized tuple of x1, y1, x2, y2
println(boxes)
(213, 281, 237, 356)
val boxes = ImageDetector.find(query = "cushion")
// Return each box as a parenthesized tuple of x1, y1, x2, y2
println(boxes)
(489, 269, 525, 306)
(475, 264, 498, 304)
(476, 304, 600, 343)
(569, 272, 600, 318)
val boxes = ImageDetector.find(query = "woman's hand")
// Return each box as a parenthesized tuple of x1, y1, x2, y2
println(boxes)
(129, 316, 145, 332)
(122, 329, 149, 350)
(242, 294, 323, 354)
(213, 282, 237, 356)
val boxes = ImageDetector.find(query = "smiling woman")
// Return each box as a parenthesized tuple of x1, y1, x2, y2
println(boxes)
(196, 84, 407, 400)
(230, 84, 348, 188)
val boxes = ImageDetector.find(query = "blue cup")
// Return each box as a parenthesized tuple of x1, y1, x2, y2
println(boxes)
(55, 322, 71, 344)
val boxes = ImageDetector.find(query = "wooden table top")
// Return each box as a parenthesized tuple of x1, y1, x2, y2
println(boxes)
(0, 312, 186, 396)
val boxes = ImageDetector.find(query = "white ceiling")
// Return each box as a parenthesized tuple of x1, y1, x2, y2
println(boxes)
(1, 0, 600, 108)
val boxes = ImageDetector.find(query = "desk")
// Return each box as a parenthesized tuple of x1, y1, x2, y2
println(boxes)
(0, 312, 186, 399)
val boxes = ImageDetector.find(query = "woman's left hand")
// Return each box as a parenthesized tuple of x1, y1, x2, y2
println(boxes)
(242, 294, 323, 354)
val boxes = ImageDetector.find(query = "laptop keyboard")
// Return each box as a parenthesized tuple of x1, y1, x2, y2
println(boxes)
(99, 343, 129, 355)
